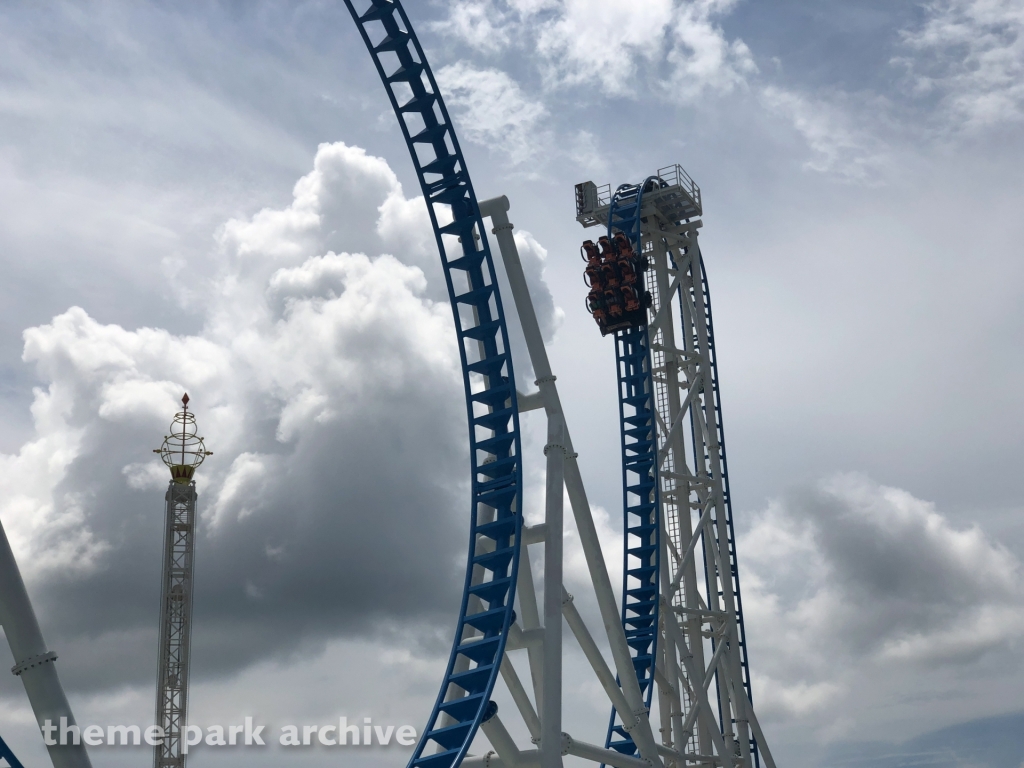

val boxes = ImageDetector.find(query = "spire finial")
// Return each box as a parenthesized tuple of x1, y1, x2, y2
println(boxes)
(153, 395, 212, 483)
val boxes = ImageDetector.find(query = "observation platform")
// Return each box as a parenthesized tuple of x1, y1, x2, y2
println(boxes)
(575, 164, 702, 229)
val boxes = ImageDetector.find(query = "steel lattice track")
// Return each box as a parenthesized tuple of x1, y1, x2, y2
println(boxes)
(693, 254, 756, 721)
(603, 184, 661, 761)
(342, 3, 523, 768)
(680, 249, 758, 763)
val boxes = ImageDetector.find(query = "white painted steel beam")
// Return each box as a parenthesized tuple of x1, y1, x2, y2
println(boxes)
(0, 517, 92, 768)
(541, 414, 565, 768)
(480, 195, 663, 766)
(500, 657, 541, 740)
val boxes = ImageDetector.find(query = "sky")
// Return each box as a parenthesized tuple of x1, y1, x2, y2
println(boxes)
(0, 0, 1023, 767)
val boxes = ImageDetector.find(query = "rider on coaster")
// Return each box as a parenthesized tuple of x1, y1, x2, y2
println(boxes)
(618, 254, 637, 285)
(604, 286, 624, 318)
(581, 234, 645, 330)
(597, 235, 620, 287)
(587, 288, 606, 320)
(611, 232, 638, 285)
(621, 284, 641, 313)
(612, 232, 633, 257)
(582, 240, 604, 289)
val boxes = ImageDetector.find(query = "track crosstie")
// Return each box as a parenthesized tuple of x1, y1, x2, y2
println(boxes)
(343, 3, 523, 768)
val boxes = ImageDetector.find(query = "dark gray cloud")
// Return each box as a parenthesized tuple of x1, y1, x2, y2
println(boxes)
(0, 141, 564, 700)
(740, 475, 1024, 765)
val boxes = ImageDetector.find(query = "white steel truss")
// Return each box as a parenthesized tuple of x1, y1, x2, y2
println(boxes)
(465, 184, 775, 768)
(576, 171, 776, 768)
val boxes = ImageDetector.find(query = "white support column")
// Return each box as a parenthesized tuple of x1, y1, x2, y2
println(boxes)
(541, 414, 565, 768)
(0, 517, 92, 768)
(563, 734, 654, 768)
(683, 241, 747, 766)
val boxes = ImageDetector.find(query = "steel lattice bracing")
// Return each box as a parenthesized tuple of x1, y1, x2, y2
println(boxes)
(154, 481, 197, 768)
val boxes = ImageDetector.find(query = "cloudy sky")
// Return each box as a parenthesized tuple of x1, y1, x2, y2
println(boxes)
(1, 1, 1023, 766)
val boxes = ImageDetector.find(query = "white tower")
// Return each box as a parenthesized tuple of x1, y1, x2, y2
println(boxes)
(152, 394, 211, 768)
(0, 517, 91, 768)
(576, 167, 772, 767)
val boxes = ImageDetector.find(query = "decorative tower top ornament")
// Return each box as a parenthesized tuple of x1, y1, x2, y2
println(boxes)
(153, 393, 212, 484)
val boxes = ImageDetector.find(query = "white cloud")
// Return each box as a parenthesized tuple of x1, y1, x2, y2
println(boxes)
(741, 474, 1024, 739)
(759, 86, 887, 182)
(512, 229, 563, 341)
(430, 1, 908, 185)
(899, 0, 1024, 128)
(537, 0, 756, 101)
(433, 0, 756, 102)
(435, 62, 550, 166)
(430, 0, 512, 54)
(533, 0, 677, 95)
(661, 0, 757, 102)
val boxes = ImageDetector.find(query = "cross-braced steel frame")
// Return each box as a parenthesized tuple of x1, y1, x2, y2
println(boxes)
(575, 169, 777, 768)
(154, 481, 198, 768)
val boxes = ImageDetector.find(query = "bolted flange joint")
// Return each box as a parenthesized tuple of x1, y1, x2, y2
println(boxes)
(12, 650, 57, 677)
(530, 733, 573, 757)
(560, 732, 572, 756)
(619, 705, 650, 733)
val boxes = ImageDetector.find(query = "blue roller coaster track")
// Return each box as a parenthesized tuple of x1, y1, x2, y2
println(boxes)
(603, 181, 662, 761)
(342, 2, 522, 767)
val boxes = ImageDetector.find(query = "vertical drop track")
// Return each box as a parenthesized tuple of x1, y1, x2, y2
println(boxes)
(603, 183, 661, 761)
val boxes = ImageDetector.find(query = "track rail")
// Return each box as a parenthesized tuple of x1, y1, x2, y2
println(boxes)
(690, 253, 758, 760)
(603, 183, 661, 761)
(341, 3, 523, 768)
